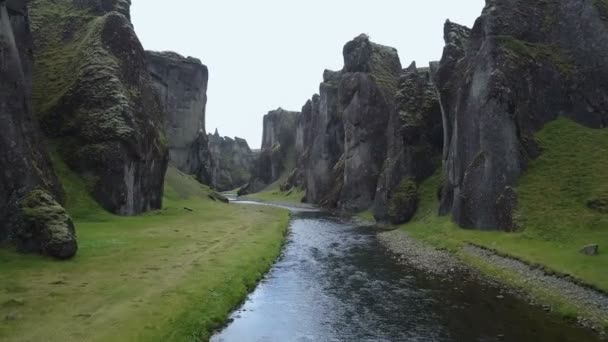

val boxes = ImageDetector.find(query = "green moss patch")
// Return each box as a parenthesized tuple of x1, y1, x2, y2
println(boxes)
(498, 36, 575, 77)
(388, 178, 419, 224)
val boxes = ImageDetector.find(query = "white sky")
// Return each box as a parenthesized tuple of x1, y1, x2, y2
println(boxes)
(132, 0, 485, 149)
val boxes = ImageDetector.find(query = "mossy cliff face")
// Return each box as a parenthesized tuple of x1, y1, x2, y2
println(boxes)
(208, 130, 255, 192)
(145, 51, 214, 186)
(437, 0, 608, 230)
(30, 0, 168, 215)
(0, 0, 76, 259)
(373, 62, 443, 223)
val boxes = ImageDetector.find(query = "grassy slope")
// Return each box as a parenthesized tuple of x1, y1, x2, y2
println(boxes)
(242, 170, 305, 205)
(401, 118, 608, 322)
(0, 164, 289, 342)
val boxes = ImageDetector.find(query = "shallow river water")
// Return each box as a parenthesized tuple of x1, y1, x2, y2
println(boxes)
(212, 204, 599, 342)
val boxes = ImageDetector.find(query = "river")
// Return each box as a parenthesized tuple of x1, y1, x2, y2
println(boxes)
(211, 202, 599, 342)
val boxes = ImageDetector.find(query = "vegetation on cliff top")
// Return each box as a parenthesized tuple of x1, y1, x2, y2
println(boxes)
(401, 118, 608, 324)
(0, 165, 289, 341)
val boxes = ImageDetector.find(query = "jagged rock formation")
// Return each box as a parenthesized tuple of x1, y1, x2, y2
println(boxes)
(281, 35, 444, 217)
(146, 51, 214, 185)
(0, 0, 77, 259)
(239, 108, 299, 195)
(30, 0, 168, 216)
(437, 0, 608, 230)
(208, 129, 256, 192)
(373, 62, 443, 223)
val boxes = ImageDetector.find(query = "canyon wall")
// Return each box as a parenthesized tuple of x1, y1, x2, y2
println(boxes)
(30, 0, 168, 216)
(285, 34, 442, 220)
(146, 50, 214, 185)
(208, 130, 256, 192)
(239, 108, 299, 195)
(0, 0, 77, 259)
(437, 0, 608, 230)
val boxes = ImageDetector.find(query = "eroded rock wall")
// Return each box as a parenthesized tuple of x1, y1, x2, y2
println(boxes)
(437, 0, 608, 230)
(373, 62, 443, 224)
(208, 130, 255, 192)
(239, 108, 299, 195)
(146, 50, 213, 185)
(30, 0, 168, 216)
(0, 0, 77, 259)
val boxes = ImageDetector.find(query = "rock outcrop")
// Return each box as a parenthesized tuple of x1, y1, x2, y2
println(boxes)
(437, 0, 608, 230)
(239, 108, 299, 195)
(291, 35, 434, 212)
(208, 130, 256, 192)
(373, 62, 443, 223)
(30, 0, 168, 215)
(146, 50, 214, 185)
(0, 0, 77, 259)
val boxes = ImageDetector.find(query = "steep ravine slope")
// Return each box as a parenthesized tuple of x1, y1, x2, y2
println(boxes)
(0, 0, 77, 259)
(30, 0, 168, 216)
(437, 0, 608, 230)
(146, 50, 214, 186)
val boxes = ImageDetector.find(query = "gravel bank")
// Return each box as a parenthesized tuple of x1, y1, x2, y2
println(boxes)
(377, 229, 464, 275)
(378, 229, 608, 335)
(465, 244, 608, 330)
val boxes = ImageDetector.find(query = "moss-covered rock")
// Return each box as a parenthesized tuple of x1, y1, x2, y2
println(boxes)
(30, 0, 168, 215)
(18, 190, 77, 260)
(388, 178, 419, 225)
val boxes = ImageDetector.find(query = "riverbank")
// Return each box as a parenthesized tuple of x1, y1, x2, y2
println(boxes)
(378, 119, 608, 336)
(0, 166, 290, 342)
(378, 229, 608, 335)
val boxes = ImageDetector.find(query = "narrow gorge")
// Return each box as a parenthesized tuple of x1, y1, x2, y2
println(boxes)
(1, 0, 607, 341)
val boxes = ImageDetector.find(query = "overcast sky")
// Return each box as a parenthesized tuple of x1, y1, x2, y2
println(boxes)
(132, 0, 485, 149)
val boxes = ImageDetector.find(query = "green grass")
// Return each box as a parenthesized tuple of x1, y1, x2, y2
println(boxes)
(355, 211, 375, 223)
(400, 118, 608, 325)
(242, 169, 305, 205)
(0, 166, 290, 342)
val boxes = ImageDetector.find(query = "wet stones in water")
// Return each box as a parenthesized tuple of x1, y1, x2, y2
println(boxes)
(580, 244, 599, 256)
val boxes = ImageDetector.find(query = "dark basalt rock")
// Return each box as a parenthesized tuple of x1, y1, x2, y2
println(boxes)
(290, 35, 402, 211)
(239, 108, 299, 195)
(30, 0, 168, 216)
(146, 50, 214, 185)
(437, 0, 608, 230)
(373, 61, 443, 223)
(0, 0, 76, 258)
(208, 130, 256, 192)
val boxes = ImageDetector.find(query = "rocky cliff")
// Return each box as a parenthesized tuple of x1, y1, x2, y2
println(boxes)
(291, 35, 434, 214)
(373, 62, 443, 224)
(208, 130, 255, 192)
(0, 0, 77, 259)
(30, 0, 168, 216)
(437, 0, 608, 230)
(146, 50, 214, 185)
(239, 108, 299, 195)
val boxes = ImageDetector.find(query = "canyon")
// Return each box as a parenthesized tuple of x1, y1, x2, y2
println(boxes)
(0, 0, 607, 340)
